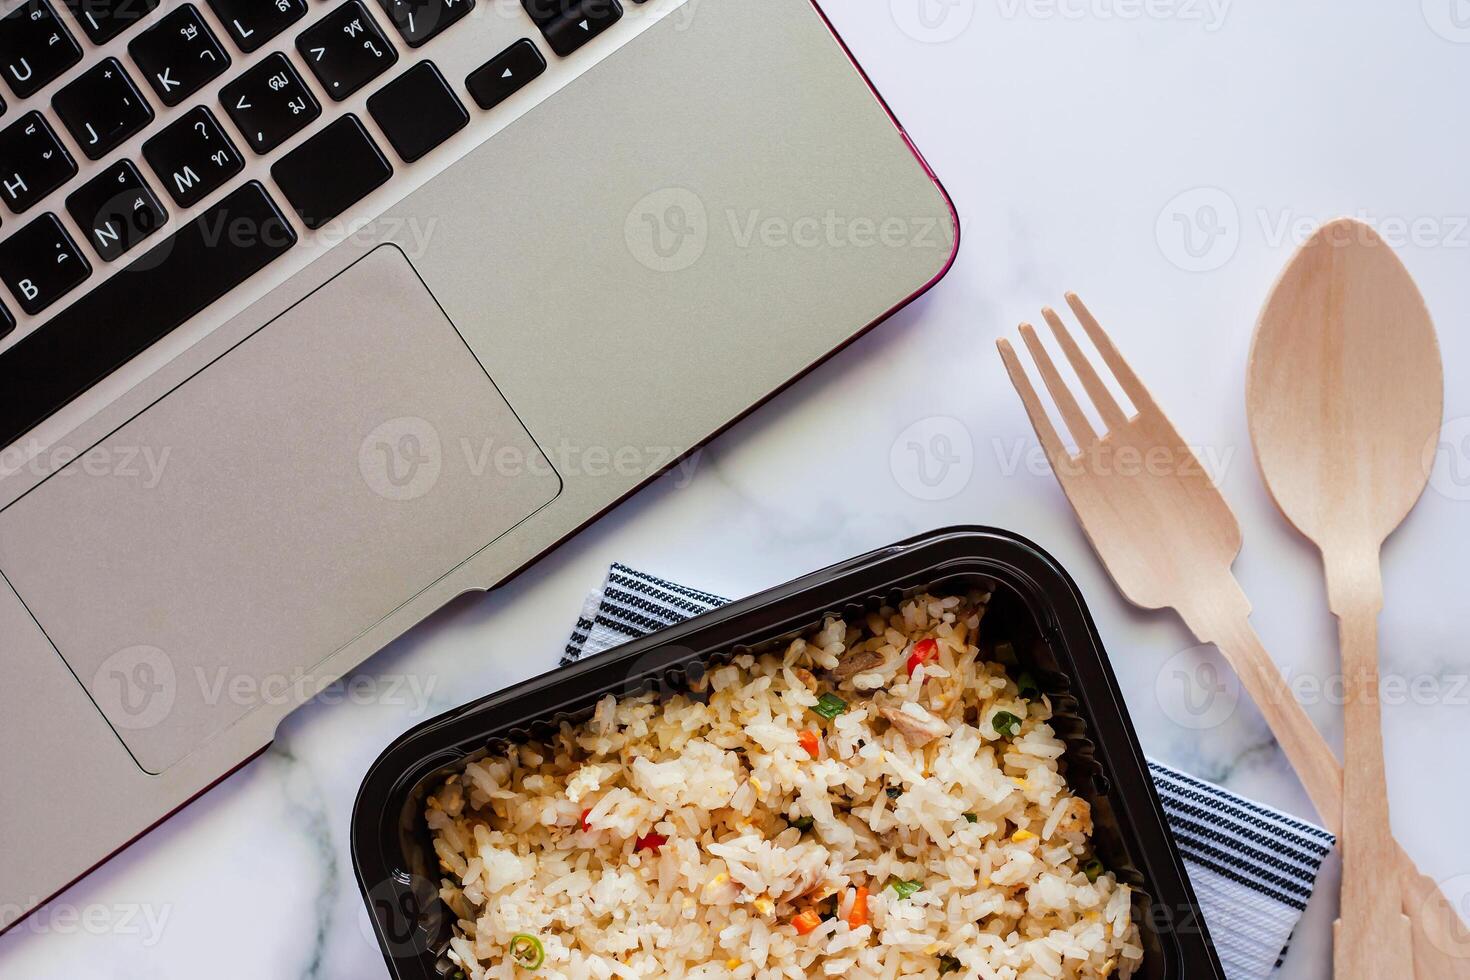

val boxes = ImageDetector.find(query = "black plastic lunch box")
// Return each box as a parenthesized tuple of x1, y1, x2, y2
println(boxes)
(353, 526, 1226, 979)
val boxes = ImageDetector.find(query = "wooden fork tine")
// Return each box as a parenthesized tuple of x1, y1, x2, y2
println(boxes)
(997, 338, 1075, 472)
(1064, 292, 1158, 414)
(1017, 322, 1098, 447)
(1041, 305, 1129, 431)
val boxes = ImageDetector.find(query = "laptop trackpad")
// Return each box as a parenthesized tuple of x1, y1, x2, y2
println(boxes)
(0, 245, 561, 775)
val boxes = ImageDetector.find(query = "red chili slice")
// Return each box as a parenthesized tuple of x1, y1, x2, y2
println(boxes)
(635, 832, 668, 854)
(907, 638, 939, 676)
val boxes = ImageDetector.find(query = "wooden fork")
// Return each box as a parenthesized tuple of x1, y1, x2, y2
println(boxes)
(996, 293, 1470, 976)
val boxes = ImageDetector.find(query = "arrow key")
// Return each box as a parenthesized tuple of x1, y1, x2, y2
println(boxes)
(464, 38, 544, 111)
(220, 52, 321, 155)
(522, 0, 619, 57)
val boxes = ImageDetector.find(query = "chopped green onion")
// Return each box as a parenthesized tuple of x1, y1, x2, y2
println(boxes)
(788, 814, 814, 831)
(889, 878, 923, 900)
(508, 933, 545, 970)
(938, 955, 962, 974)
(993, 641, 1017, 665)
(991, 710, 1023, 737)
(1016, 671, 1040, 700)
(886, 786, 902, 800)
(1082, 859, 1104, 883)
(963, 812, 978, 823)
(811, 693, 849, 720)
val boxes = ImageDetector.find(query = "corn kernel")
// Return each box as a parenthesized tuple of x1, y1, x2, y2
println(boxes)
(1011, 829, 1037, 843)
(726, 958, 741, 970)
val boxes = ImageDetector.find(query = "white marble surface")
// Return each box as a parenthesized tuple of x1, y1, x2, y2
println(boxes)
(6, 1, 1470, 976)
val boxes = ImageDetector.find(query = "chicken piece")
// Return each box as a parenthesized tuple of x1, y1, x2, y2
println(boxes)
(880, 703, 951, 746)
(830, 648, 886, 681)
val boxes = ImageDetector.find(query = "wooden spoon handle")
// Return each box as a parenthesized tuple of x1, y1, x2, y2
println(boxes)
(1177, 573, 1470, 974)
(1333, 601, 1411, 976)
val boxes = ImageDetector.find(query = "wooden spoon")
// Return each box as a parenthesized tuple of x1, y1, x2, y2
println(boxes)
(1247, 218, 1443, 978)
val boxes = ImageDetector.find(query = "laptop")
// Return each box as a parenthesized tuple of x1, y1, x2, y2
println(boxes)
(0, 0, 956, 932)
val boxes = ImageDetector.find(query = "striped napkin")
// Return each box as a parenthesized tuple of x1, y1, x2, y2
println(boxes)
(561, 563, 1336, 979)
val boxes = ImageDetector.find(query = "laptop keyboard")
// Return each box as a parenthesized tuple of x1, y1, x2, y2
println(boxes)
(0, 0, 634, 451)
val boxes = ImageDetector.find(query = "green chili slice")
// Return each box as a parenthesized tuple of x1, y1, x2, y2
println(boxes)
(1082, 858, 1105, 883)
(508, 933, 545, 970)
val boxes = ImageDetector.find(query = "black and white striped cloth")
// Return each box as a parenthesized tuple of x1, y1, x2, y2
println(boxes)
(562, 564, 1336, 979)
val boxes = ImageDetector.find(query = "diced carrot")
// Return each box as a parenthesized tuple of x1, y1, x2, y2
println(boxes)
(798, 729, 821, 759)
(847, 885, 869, 929)
(791, 909, 822, 936)
(906, 638, 939, 676)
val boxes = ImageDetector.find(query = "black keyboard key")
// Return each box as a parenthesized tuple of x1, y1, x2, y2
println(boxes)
(0, 0, 81, 100)
(207, 0, 306, 53)
(0, 182, 295, 448)
(63, 0, 161, 45)
(296, 2, 396, 101)
(220, 52, 320, 154)
(52, 58, 154, 161)
(143, 105, 243, 207)
(0, 111, 76, 215)
(375, 0, 471, 48)
(521, 0, 618, 57)
(0, 300, 13, 342)
(463, 38, 543, 111)
(0, 212, 90, 315)
(367, 60, 465, 161)
(128, 4, 230, 108)
(65, 158, 166, 261)
(271, 114, 388, 229)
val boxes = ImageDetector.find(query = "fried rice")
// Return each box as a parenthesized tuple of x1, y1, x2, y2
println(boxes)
(425, 591, 1143, 979)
